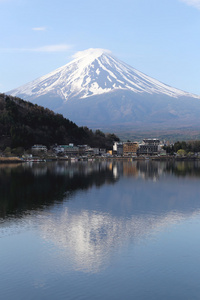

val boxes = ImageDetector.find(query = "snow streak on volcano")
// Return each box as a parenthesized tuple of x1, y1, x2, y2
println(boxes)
(8, 48, 200, 130)
(9, 48, 197, 100)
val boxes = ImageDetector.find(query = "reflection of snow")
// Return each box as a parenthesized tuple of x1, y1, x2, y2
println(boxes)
(113, 165, 118, 178)
(40, 208, 197, 273)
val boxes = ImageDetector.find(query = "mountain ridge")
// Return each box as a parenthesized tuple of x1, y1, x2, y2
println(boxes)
(7, 48, 200, 132)
(9, 48, 199, 100)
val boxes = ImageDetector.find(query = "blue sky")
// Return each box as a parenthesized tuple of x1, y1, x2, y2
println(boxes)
(1, 0, 200, 95)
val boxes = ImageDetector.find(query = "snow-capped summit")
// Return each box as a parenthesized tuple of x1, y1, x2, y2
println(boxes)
(8, 48, 200, 131)
(9, 48, 198, 101)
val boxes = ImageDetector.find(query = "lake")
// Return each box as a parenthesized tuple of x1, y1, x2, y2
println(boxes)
(1, 160, 200, 300)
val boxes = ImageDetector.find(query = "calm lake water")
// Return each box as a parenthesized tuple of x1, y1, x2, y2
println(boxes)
(1, 160, 200, 300)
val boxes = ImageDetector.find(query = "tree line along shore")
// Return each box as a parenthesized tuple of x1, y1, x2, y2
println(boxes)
(1, 94, 200, 163)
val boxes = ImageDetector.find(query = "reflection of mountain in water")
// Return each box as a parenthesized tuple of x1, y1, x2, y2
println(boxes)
(1, 160, 200, 219)
(39, 160, 200, 272)
(41, 208, 187, 273)
(1, 160, 200, 272)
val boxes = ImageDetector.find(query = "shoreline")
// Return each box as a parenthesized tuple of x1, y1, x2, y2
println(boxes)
(0, 157, 23, 163)
(0, 155, 200, 164)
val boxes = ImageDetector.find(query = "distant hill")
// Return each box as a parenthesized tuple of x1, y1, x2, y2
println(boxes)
(0, 94, 119, 150)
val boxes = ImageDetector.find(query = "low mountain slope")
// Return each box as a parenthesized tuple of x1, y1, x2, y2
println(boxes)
(0, 94, 119, 149)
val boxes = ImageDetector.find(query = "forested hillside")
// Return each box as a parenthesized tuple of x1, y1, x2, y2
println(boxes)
(0, 94, 119, 150)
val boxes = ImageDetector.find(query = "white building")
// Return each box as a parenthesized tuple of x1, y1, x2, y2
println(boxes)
(113, 142, 123, 155)
(31, 144, 47, 152)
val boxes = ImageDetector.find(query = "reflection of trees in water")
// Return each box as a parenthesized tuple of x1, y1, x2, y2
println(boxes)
(1, 160, 200, 219)
(0, 162, 117, 218)
(165, 161, 200, 177)
(118, 160, 200, 180)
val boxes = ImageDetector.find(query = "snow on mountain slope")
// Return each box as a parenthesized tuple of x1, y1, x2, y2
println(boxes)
(8, 48, 200, 132)
(9, 48, 199, 101)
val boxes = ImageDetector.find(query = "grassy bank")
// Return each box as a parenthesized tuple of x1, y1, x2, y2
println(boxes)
(0, 157, 22, 163)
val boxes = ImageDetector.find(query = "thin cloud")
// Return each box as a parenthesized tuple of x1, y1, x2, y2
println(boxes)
(33, 44, 71, 52)
(0, 44, 72, 53)
(32, 27, 46, 31)
(72, 48, 111, 60)
(180, 0, 200, 9)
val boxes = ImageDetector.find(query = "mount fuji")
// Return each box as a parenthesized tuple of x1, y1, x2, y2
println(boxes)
(8, 48, 200, 132)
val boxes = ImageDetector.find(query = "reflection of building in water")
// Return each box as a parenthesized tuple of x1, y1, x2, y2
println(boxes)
(111, 161, 165, 181)
(136, 161, 165, 181)
(113, 165, 118, 179)
(22, 160, 166, 182)
(112, 162, 124, 179)
(123, 162, 138, 177)
(32, 165, 48, 176)
(109, 161, 167, 181)
(22, 161, 114, 178)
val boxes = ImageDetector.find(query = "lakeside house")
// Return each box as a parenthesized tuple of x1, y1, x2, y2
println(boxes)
(31, 144, 47, 153)
(113, 139, 165, 157)
(123, 142, 139, 156)
(31, 139, 166, 159)
(137, 139, 160, 156)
